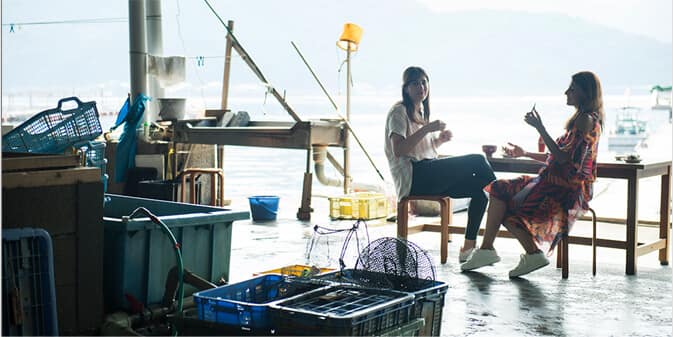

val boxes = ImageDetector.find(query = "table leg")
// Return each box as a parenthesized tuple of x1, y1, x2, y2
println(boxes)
(659, 166, 671, 265)
(625, 175, 639, 275)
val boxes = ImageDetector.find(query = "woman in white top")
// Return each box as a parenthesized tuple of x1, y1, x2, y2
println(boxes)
(384, 66, 496, 262)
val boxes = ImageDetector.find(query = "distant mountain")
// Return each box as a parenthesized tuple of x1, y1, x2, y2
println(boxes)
(284, 8, 672, 96)
(2, 4, 670, 97)
(354, 10, 672, 96)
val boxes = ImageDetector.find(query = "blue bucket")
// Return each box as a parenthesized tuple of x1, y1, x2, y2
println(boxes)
(248, 196, 280, 221)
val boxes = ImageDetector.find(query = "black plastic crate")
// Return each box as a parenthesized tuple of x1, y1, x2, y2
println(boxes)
(271, 285, 415, 336)
(318, 269, 447, 336)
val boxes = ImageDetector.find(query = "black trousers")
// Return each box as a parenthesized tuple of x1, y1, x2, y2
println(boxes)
(409, 154, 496, 240)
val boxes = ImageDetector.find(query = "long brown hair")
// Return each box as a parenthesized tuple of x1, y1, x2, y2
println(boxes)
(401, 66, 430, 124)
(565, 71, 604, 131)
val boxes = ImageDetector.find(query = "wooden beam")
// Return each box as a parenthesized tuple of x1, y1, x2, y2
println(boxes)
(2, 155, 81, 172)
(637, 239, 667, 256)
(3, 167, 101, 188)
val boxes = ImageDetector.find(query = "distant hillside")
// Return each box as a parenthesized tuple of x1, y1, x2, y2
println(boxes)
(355, 10, 672, 95)
(2, 3, 670, 97)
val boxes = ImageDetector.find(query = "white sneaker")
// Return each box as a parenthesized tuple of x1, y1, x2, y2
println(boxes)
(459, 248, 475, 263)
(508, 251, 550, 278)
(460, 249, 501, 271)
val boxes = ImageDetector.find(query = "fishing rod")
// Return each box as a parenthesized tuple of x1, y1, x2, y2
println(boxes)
(290, 41, 386, 182)
(203, 0, 302, 122)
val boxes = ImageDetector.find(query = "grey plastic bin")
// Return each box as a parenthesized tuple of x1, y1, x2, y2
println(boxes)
(103, 194, 249, 311)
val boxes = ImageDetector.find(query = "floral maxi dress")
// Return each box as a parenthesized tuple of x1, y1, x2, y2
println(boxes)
(485, 112, 601, 252)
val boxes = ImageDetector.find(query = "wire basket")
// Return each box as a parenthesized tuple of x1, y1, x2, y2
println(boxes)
(2, 97, 102, 154)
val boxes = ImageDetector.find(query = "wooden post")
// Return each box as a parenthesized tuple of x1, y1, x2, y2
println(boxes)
(217, 20, 234, 201)
(297, 149, 313, 220)
(659, 165, 671, 264)
(625, 174, 639, 275)
(221, 20, 234, 110)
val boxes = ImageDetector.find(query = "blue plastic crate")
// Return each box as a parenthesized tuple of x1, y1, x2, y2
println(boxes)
(193, 274, 328, 333)
(80, 140, 106, 166)
(318, 269, 447, 336)
(79, 141, 108, 192)
(102, 194, 249, 312)
(2, 228, 59, 336)
(2, 97, 102, 154)
(270, 285, 415, 336)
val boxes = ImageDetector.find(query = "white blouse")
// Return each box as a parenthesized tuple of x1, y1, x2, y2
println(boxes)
(384, 102, 438, 198)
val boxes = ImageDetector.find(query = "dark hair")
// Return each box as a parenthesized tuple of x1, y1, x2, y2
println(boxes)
(401, 66, 430, 124)
(565, 71, 604, 130)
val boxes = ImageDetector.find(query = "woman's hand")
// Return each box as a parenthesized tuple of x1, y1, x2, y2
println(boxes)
(524, 108, 545, 131)
(503, 142, 525, 158)
(424, 120, 446, 133)
(437, 130, 452, 143)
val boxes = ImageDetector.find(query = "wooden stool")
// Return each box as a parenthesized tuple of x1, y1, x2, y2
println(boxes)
(397, 195, 453, 264)
(179, 168, 227, 207)
(557, 208, 597, 278)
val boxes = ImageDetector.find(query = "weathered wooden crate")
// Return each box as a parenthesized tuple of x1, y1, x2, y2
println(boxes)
(2, 153, 104, 335)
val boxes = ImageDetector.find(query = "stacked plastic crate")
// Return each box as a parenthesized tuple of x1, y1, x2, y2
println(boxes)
(80, 141, 108, 193)
(318, 269, 448, 336)
(193, 274, 329, 334)
(191, 273, 436, 336)
(1, 97, 107, 194)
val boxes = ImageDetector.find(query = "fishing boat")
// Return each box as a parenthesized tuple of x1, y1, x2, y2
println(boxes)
(607, 106, 649, 153)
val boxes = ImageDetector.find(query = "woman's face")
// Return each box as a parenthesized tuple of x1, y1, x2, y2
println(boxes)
(405, 76, 429, 103)
(565, 80, 585, 108)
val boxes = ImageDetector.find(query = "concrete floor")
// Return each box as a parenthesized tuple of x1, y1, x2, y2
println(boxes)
(225, 201, 672, 337)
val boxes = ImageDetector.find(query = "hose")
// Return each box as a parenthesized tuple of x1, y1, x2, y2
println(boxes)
(125, 207, 184, 336)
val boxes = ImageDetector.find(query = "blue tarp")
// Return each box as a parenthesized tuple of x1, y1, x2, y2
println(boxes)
(111, 94, 150, 182)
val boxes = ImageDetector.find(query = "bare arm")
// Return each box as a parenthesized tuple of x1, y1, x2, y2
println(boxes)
(525, 109, 571, 164)
(503, 142, 549, 162)
(525, 151, 549, 162)
(390, 120, 445, 157)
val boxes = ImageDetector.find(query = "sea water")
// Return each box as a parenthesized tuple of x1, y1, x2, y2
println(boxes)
(7, 93, 671, 219)
(183, 93, 670, 218)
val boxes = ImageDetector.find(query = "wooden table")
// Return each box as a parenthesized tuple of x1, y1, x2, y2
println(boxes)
(486, 157, 671, 275)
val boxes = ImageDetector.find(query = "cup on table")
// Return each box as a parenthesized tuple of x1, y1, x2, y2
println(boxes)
(482, 145, 497, 158)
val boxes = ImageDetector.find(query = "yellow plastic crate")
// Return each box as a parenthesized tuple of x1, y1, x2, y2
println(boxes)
(328, 192, 388, 220)
(253, 264, 335, 277)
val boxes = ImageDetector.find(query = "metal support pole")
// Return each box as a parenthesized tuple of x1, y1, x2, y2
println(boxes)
(129, 0, 148, 106)
(145, 0, 164, 123)
(343, 49, 351, 194)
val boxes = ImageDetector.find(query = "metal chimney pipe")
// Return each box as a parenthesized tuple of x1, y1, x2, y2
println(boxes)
(129, 0, 148, 108)
(145, 0, 164, 123)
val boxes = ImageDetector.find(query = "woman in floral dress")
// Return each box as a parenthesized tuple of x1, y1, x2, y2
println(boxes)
(461, 71, 604, 278)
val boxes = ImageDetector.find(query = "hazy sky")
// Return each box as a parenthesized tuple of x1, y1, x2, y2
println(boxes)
(1, 0, 671, 96)
(2, 0, 670, 42)
(418, 0, 672, 43)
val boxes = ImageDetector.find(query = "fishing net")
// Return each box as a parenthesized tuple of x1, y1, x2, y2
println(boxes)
(304, 219, 370, 270)
(351, 237, 436, 290)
